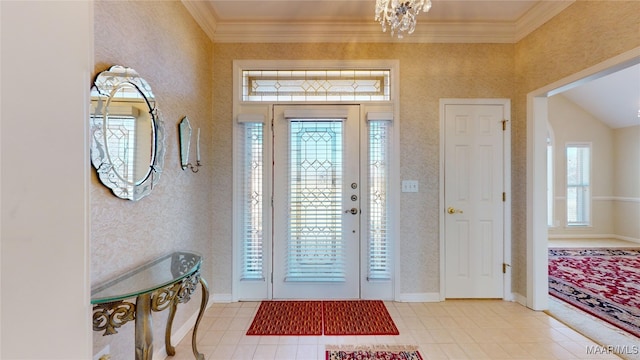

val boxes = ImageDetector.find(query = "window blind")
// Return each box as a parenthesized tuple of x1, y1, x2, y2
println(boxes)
(368, 120, 391, 280)
(286, 120, 346, 281)
(240, 122, 264, 280)
(566, 144, 590, 226)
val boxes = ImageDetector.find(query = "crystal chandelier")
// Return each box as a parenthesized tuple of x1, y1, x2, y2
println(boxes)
(375, 0, 432, 38)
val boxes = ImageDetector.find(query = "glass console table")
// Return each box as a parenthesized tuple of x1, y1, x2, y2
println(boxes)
(91, 251, 209, 360)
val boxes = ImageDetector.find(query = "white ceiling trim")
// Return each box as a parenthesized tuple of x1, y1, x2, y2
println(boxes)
(183, 1, 574, 44)
(182, 0, 218, 38)
(211, 22, 517, 44)
(513, 1, 574, 42)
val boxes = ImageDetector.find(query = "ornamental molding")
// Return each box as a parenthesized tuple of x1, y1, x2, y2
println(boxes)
(182, 1, 573, 44)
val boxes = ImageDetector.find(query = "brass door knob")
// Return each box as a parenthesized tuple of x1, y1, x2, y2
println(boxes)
(447, 207, 463, 214)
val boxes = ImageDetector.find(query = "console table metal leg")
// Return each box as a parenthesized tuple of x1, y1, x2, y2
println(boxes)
(164, 300, 179, 356)
(135, 293, 153, 360)
(192, 277, 210, 360)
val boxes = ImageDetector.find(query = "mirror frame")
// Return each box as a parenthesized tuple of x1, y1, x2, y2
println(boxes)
(90, 65, 166, 201)
(179, 116, 192, 170)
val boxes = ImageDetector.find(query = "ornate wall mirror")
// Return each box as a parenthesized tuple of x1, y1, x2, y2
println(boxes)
(90, 65, 166, 201)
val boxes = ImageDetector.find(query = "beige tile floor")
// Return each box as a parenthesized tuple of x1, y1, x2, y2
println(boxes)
(168, 299, 623, 360)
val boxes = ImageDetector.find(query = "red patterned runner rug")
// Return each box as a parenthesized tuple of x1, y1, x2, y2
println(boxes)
(326, 345, 423, 360)
(246, 300, 398, 336)
(323, 300, 399, 335)
(246, 301, 323, 335)
(548, 248, 640, 338)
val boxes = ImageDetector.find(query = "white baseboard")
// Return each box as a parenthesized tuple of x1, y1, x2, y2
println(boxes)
(503, 292, 516, 302)
(154, 313, 198, 360)
(397, 292, 442, 302)
(155, 296, 216, 360)
(211, 293, 233, 303)
(614, 235, 640, 244)
(513, 292, 528, 308)
(548, 233, 640, 244)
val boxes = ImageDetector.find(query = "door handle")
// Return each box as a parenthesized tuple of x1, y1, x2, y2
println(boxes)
(447, 207, 463, 214)
(345, 208, 359, 215)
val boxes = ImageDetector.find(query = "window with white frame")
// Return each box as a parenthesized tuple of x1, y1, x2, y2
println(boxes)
(233, 60, 399, 300)
(367, 120, 391, 280)
(566, 143, 591, 226)
(239, 122, 265, 280)
(547, 132, 554, 227)
(242, 69, 390, 102)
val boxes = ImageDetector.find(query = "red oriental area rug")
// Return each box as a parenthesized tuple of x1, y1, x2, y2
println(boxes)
(246, 300, 398, 336)
(326, 345, 423, 360)
(548, 248, 640, 338)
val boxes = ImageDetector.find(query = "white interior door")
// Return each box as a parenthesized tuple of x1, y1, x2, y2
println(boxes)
(272, 105, 360, 299)
(444, 103, 505, 298)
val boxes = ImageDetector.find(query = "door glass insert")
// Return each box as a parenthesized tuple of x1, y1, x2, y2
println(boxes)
(287, 120, 345, 281)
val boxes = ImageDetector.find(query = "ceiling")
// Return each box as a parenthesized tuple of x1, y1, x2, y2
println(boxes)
(183, 0, 574, 43)
(181, 0, 640, 129)
(561, 64, 640, 129)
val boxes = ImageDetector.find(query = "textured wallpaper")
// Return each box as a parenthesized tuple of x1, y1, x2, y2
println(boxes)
(92, 1, 213, 358)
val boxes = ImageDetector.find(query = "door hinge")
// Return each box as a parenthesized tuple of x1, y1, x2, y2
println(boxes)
(502, 192, 506, 202)
(270, 272, 273, 283)
(502, 263, 510, 274)
(502, 120, 507, 131)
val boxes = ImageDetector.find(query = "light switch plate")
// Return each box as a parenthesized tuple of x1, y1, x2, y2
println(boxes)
(402, 180, 419, 193)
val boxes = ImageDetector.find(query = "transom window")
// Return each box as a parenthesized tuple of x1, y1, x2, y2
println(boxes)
(242, 69, 391, 102)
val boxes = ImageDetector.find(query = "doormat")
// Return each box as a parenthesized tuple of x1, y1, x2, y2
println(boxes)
(548, 248, 640, 338)
(326, 345, 423, 360)
(323, 300, 399, 335)
(246, 300, 398, 336)
(246, 300, 323, 335)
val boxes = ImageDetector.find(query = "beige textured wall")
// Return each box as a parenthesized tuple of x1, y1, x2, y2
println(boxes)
(613, 125, 640, 240)
(92, 1, 213, 358)
(614, 125, 640, 198)
(211, 43, 516, 295)
(548, 94, 614, 235)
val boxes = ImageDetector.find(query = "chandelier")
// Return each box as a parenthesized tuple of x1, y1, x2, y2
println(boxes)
(375, 0, 432, 38)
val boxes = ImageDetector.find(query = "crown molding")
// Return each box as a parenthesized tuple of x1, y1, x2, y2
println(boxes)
(514, 0, 575, 42)
(211, 21, 517, 44)
(182, 0, 217, 40)
(183, 0, 575, 44)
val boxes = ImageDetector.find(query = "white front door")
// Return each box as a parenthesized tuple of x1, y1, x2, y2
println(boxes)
(444, 103, 505, 298)
(272, 105, 360, 299)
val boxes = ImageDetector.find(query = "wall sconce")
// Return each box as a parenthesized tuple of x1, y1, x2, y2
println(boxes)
(179, 116, 202, 173)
